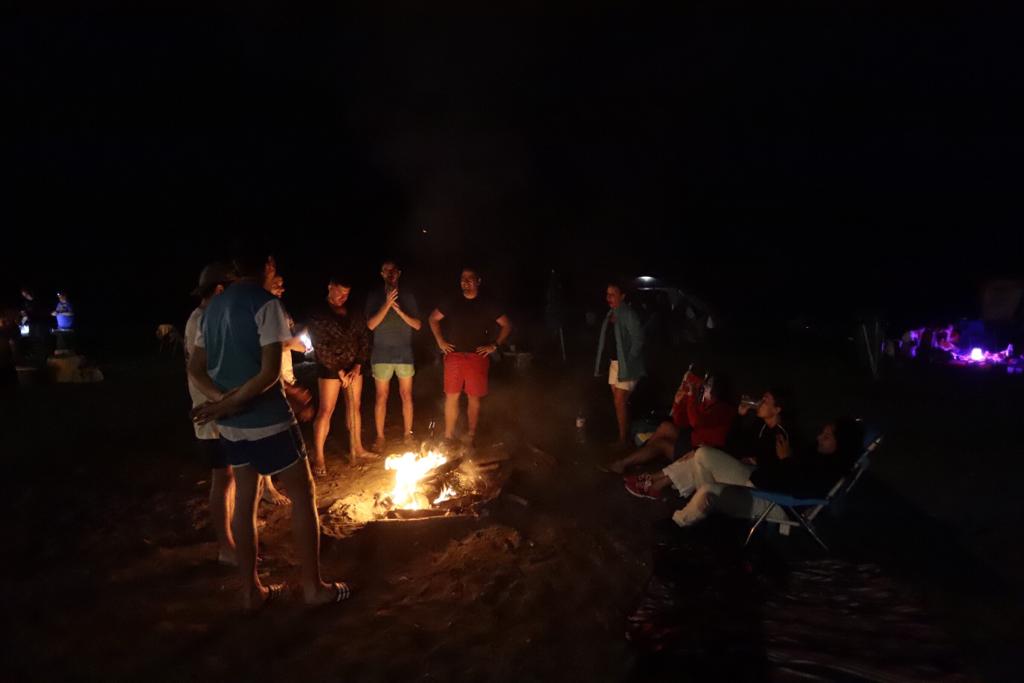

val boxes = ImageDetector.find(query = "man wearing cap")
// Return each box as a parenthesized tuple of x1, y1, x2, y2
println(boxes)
(184, 262, 240, 567)
(189, 250, 349, 610)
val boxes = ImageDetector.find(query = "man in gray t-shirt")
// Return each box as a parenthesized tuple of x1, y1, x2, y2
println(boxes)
(365, 259, 422, 451)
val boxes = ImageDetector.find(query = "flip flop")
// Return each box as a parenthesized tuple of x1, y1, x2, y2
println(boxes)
(311, 462, 328, 478)
(330, 581, 352, 604)
(244, 583, 286, 615)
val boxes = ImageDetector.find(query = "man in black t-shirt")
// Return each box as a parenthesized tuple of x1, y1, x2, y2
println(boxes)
(428, 267, 512, 445)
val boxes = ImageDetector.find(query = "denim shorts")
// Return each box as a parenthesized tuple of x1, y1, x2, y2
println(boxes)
(220, 425, 308, 475)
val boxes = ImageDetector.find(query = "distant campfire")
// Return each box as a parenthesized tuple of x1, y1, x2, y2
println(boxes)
(949, 344, 1015, 366)
(895, 324, 1022, 373)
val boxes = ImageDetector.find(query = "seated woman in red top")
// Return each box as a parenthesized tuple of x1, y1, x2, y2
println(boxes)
(606, 370, 735, 474)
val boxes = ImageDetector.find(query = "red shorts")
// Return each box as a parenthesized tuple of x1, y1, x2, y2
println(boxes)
(444, 352, 490, 397)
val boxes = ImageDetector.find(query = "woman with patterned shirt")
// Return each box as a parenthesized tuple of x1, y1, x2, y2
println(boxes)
(306, 275, 374, 475)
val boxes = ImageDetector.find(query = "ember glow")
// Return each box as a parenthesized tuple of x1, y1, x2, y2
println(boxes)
(384, 450, 448, 510)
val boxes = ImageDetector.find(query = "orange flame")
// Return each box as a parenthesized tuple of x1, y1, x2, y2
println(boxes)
(384, 450, 447, 510)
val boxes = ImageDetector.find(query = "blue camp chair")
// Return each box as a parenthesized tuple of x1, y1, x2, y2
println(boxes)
(744, 435, 884, 551)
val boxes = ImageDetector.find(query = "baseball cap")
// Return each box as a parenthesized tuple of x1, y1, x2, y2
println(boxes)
(191, 262, 237, 297)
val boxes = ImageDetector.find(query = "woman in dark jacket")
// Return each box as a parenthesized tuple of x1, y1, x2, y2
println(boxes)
(306, 275, 373, 475)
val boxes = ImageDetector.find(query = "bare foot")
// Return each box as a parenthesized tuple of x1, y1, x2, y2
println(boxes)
(372, 435, 386, 453)
(242, 583, 286, 613)
(351, 447, 380, 460)
(261, 484, 291, 506)
(304, 581, 352, 606)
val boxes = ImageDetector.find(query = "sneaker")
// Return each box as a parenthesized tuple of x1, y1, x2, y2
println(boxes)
(624, 474, 659, 500)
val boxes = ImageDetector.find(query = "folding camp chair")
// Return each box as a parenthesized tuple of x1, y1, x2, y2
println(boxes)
(743, 435, 884, 551)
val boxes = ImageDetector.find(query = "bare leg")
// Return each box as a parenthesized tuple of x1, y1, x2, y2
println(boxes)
(443, 393, 460, 439)
(466, 395, 482, 440)
(609, 423, 680, 473)
(210, 466, 236, 565)
(346, 374, 372, 457)
(612, 386, 631, 444)
(274, 458, 341, 605)
(398, 375, 414, 438)
(231, 465, 265, 610)
(373, 378, 389, 446)
(313, 378, 340, 475)
(260, 475, 290, 506)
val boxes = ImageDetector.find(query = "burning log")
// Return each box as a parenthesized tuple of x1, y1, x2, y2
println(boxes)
(388, 508, 449, 520)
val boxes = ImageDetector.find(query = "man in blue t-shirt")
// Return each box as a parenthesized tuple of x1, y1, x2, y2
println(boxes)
(365, 258, 421, 451)
(189, 250, 350, 611)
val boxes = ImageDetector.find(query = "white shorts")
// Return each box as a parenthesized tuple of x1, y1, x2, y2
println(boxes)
(608, 360, 637, 392)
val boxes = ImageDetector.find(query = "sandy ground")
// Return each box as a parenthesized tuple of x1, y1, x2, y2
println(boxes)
(2, 342, 1021, 681)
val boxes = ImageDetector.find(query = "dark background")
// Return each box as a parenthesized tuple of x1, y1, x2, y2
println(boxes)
(6, 8, 1023, 334)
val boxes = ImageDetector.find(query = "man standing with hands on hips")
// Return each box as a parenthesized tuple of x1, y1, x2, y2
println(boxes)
(429, 267, 512, 447)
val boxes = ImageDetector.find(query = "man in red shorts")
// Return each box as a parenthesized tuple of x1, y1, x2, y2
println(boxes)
(428, 267, 512, 446)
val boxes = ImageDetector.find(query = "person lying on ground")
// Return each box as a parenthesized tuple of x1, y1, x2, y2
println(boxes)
(605, 370, 735, 474)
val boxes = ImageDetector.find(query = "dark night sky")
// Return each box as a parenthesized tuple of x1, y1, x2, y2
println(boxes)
(6, 8, 1023, 331)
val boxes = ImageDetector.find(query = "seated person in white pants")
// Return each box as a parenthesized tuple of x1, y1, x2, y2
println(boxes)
(635, 419, 863, 528)
(624, 386, 792, 499)
(674, 417, 864, 526)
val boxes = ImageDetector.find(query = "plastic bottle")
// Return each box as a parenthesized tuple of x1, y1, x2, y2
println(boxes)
(575, 409, 587, 444)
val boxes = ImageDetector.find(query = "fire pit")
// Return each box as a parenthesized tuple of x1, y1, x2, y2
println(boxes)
(323, 442, 506, 533)
(379, 446, 489, 519)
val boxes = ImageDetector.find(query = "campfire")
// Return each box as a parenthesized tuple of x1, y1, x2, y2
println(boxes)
(377, 444, 493, 518)
(384, 449, 454, 510)
(325, 441, 505, 530)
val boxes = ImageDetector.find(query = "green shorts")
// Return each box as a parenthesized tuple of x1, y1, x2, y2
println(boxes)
(372, 363, 415, 381)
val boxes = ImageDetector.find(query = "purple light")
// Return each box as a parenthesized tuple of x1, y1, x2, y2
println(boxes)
(969, 347, 985, 362)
